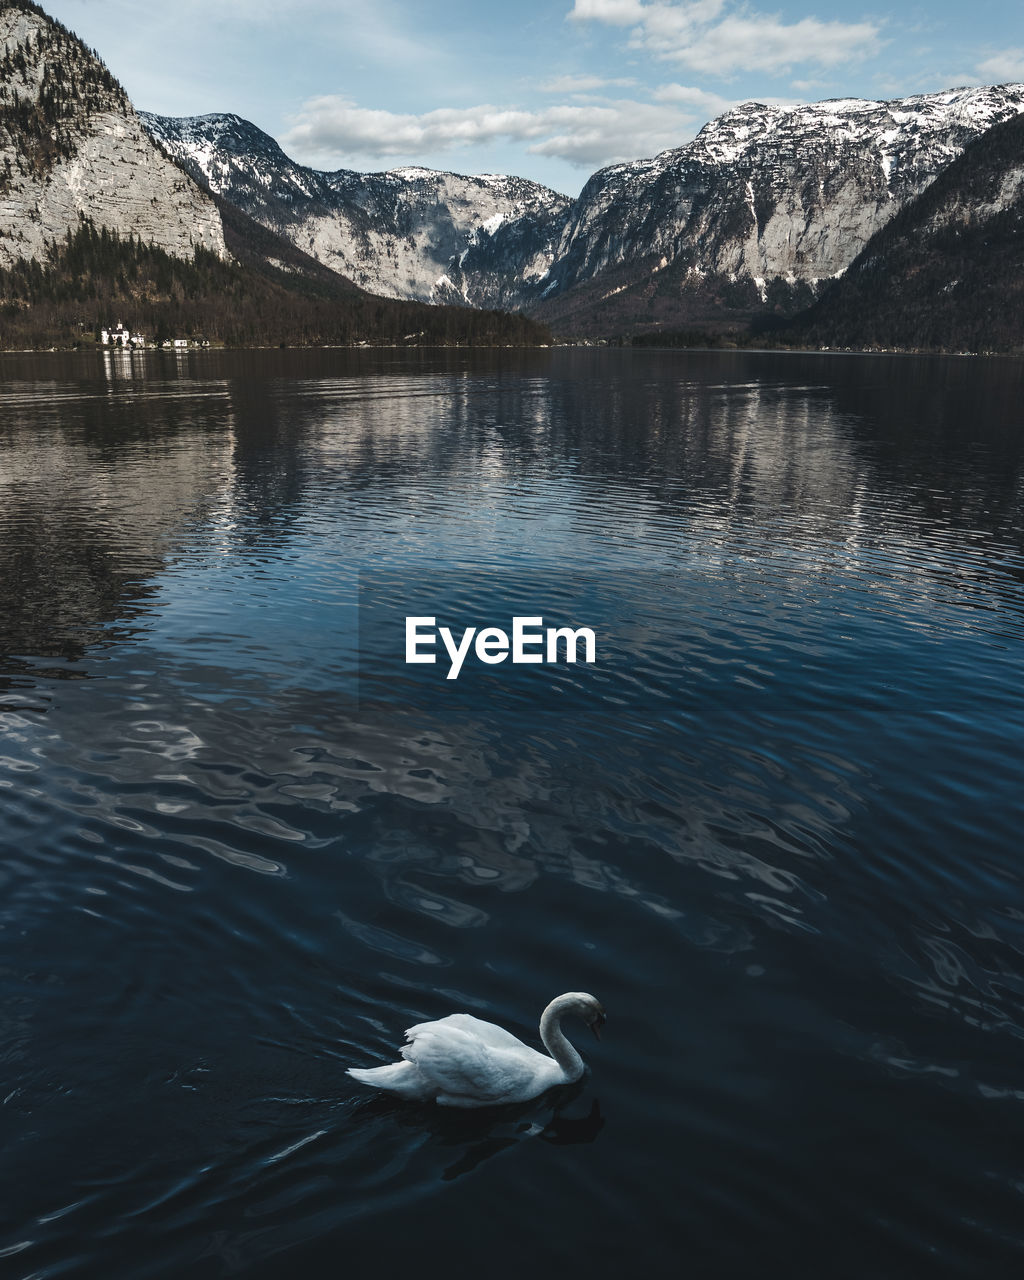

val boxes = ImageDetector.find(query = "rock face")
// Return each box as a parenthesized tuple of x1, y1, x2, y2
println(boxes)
(143, 86, 1024, 328)
(542, 86, 1024, 304)
(142, 112, 569, 306)
(0, 1, 225, 270)
(793, 111, 1024, 352)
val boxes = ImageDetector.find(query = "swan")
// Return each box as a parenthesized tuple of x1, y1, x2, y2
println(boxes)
(347, 992, 606, 1108)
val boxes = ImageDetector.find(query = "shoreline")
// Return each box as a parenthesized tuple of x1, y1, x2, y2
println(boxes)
(1, 342, 1021, 360)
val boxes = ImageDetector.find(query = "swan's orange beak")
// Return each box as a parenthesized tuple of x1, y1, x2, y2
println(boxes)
(590, 1013, 606, 1041)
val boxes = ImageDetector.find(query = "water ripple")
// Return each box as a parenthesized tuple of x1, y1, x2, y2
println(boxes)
(1, 349, 1023, 1278)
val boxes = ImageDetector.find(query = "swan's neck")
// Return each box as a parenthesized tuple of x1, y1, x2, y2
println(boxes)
(539, 997, 585, 1082)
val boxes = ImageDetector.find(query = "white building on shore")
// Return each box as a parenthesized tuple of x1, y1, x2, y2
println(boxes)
(101, 321, 145, 349)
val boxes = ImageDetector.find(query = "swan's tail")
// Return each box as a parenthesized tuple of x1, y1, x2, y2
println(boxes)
(347, 1060, 426, 1097)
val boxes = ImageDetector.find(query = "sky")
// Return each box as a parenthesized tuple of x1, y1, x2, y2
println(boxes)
(42, 0, 1024, 195)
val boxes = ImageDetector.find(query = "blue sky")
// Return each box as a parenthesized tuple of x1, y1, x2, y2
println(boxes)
(44, 0, 1024, 194)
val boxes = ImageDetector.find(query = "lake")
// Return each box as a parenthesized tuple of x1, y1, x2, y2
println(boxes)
(1, 346, 1023, 1278)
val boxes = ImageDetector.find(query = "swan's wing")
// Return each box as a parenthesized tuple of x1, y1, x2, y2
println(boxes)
(406, 1013, 528, 1052)
(401, 1024, 543, 1102)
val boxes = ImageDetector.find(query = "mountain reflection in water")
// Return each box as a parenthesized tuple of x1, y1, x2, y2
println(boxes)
(1, 347, 1023, 1280)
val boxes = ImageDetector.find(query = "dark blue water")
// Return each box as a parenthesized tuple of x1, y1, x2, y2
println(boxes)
(2, 347, 1024, 1278)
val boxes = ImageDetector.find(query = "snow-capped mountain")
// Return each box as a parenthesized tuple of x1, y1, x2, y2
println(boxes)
(142, 85, 1024, 329)
(0, 1, 225, 270)
(543, 85, 1024, 304)
(141, 112, 569, 307)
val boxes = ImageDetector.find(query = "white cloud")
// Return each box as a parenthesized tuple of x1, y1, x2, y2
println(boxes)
(660, 14, 882, 75)
(540, 73, 637, 93)
(976, 50, 1024, 83)
(567, 0, 649, 24)
(652, 82, 735, 113)
(569, 0, 882, 76)
(285, 99, 546, 160)
(282, 95, 701, 169)
(790, 78, 829, 94)
(527, 99, 704, 164)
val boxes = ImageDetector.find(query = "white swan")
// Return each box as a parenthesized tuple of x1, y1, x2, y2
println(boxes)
(347, 992, 606, 1108)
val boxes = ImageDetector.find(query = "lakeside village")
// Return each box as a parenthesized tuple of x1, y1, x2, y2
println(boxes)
(101, 321, 210, 351)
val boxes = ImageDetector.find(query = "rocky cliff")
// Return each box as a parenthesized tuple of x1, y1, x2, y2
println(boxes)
(142, 112, 568, 307)
(543, 87, 1024, 299)
(790, 110, 1024, 352)
(0, 1, 225, 270)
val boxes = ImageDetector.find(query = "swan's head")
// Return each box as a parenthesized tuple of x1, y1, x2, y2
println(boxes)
(564, 992, 606, 1040)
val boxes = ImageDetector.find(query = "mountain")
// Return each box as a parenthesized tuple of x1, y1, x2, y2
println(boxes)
(6, 0, 1022, 347)
(0, 0, 225, 268)
(531, 85, 1024, 336)
(0, 2, 549, 350)
(547, 87, 1024, 290)
(143, 86, 1024, 336)
(785, 111, 1024, 353)
(141, 112, 570, 308)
